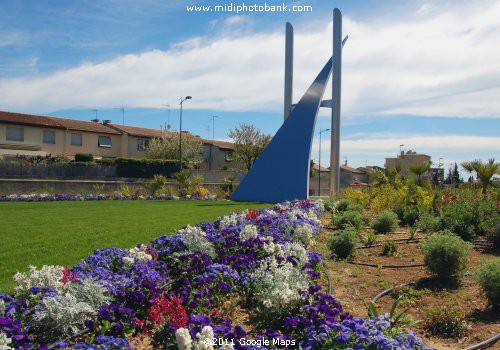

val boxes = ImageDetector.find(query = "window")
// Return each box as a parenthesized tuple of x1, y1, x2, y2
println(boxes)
(137, 139, 150, 151)
(98, 135, 112, 148)
(71, 133, 82, 146)
(43, 130, 55, 144)
(224, 151, 234, 162)
(6, 127, 24, 142)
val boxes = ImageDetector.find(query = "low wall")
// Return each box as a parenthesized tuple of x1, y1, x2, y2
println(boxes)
(0, 178, 235, 195)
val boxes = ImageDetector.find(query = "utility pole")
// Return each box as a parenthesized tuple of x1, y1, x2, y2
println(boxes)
(162, 104, 171, 130)
(114, 107, 125, 125)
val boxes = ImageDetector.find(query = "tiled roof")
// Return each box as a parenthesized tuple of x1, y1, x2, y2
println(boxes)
(202, 139, 235, 150)
(45, 117, 121, 134)
(340, 165, 365, 174)
(0, 111, 66, 129)
(312, 164, 329, 172)
(107, 124, 165, 138)
(0, 111, 121, 134)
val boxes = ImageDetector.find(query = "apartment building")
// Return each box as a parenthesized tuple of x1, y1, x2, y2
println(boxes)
(385, 150, 432, 178)
(0, 111, 237, 170)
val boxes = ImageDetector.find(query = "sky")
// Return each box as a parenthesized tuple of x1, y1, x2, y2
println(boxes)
(0, 0, 499, 172)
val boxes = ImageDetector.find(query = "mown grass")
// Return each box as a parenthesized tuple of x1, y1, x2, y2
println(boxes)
(0, 200, 270, 292)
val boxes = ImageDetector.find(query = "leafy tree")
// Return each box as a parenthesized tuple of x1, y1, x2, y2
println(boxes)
(409, 162, 431, 185)
(369, 164, 403, 188)
(146, 133, 202, 168)
(461, 158, 500, 194)
(228, 123, 272, 171)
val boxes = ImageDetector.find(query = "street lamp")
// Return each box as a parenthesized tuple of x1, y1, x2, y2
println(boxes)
(179, 96, 192, 170)
(318, 128, 330, 196)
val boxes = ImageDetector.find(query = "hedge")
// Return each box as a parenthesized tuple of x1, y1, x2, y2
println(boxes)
(115, 158, 180, 178)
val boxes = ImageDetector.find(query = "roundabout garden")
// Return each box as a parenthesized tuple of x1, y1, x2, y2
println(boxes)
(0, 199, 431, 349)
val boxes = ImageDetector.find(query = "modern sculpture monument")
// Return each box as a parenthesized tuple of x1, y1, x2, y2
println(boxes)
(231, 9, 344, 203)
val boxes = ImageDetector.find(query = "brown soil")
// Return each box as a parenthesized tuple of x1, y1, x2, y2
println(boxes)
(317, 216, 500, 350)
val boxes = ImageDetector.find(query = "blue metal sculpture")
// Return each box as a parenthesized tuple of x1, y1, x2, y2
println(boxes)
(231, 58, 332, 203)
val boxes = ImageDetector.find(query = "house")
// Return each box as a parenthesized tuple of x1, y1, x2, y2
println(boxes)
(0, 110, 238, 170)
(0, 111, 122, 159)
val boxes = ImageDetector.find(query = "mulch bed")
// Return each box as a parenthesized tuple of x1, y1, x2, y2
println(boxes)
(317, 215, 500, 350)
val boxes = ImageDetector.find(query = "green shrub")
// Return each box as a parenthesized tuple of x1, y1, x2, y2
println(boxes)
(364, 232, 378, 246)
(115, 157, 179, 178)
(336, 199, 361, 214)
(382, 241, 398, 256)
(371, 210, 398, 234)
(416, 211, 441, 233)
(485, 217, 500, 249)
(328, 227, 359, 260)
(421, 230, 472, 280)
(145, 174, 168, 195)
(475, 258, 500, 310)
(424, 305, 467, 338)
(334, 210, 363, 231)
(74, 153, 93, 162)
(441, 201, 476, 241)
(396, 205, 424, 227)
(322, 199, 334, 212)
(472, 196, 498, 236)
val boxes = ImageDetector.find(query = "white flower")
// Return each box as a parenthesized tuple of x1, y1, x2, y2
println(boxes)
(250, 257, 310, 311)
(175, 327, 193, 350)
(284, 222, 315, 248)
(126, 244, 153, 266)
(178, 225, 206, 236)
(0, 299, 5, 316)
(239, 224, 258, 241)
(0, 332, 13, 350)
(276, 242, 309, 268)
(194, 326, 215, 350)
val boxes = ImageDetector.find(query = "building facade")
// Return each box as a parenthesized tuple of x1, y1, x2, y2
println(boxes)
(385, 150, 432, 178)
(0, 111, 237, 170)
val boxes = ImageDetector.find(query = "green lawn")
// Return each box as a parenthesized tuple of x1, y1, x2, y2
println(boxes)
(0, 200, 270, 292)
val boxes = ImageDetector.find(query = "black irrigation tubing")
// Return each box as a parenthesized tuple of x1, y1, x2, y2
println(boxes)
(358, 239, 421, 249)
(347, 261, 425, 269)
(322, 261, 333, 294)
(465, 333, 500, 350)
(370, 282, 500, 350)
(371, 281, 417, 303)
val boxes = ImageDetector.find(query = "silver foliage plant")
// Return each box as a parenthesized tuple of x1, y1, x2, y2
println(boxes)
(29, 278, 109, 342)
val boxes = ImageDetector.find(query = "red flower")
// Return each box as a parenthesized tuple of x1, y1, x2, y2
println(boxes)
(60, 266, 79, 284)
(146, 295, 188, 329)
(246, 209, 260, 220)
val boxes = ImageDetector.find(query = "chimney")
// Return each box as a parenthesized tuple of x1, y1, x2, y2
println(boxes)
(102, 120, 111, 125)
(91, 118, 99, 123)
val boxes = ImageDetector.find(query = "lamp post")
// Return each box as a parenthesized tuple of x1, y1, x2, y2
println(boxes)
(179, 96, 192, 170)
(318, 128, 330, 196)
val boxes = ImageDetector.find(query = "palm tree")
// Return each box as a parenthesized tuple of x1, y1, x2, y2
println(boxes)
(409, 162, 431, 185)
(461, 159, 500, 194)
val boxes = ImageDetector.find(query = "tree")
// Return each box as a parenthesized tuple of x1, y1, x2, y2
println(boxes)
(228, 123, 272, 171)
(409, 162, 431, 185)
(146, 133, 203, 168)
(461, 158, 500, 194)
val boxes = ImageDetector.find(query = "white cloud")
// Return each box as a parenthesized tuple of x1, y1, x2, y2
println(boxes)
(1, 0, 500, 118)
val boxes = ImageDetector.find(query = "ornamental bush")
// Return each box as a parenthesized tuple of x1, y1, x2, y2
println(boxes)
(474, 258, 500, 310)
(421, 231, 472, 280)
(336, 199, 362, 214)
(74, 153, 93, 162)
(395, 204, 425, 227)
(441, 200, 476, 241)
(485, 217, 500, 249)
(342, 188, 369, 208)
(328, 227, 359, 260)
(371, 210, 398, 234)
(423, 304, 467, 338)
(416, 211, 442, 233)
(334, 210, 363, 231)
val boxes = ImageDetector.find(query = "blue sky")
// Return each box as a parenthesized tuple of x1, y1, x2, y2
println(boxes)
(1, 0, 499, 171)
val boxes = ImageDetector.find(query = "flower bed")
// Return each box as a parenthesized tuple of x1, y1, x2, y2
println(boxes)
(0, 200, 430, 349)
(0, 193, 217, 202)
